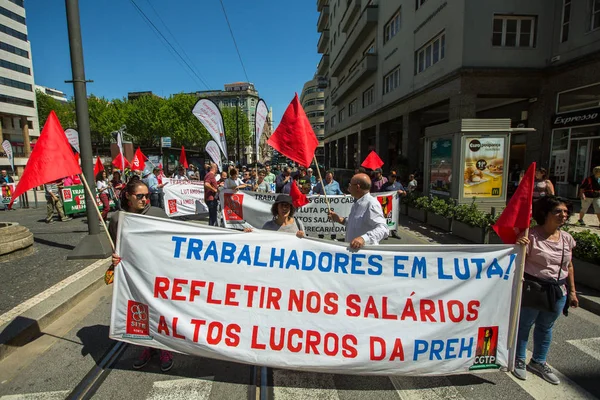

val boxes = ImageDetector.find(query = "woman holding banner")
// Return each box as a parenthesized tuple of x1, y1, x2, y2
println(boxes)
(225, 168, 251, 191)
(513, 195, 578, 385)
(244, 195, 305, 237)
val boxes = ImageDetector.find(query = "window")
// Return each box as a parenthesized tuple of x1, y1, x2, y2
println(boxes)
(0, 58, 30, 75)
(338, 108, 345, 123)
(363, 86, 374, 107)
(331, 115, 336, 127)
(0, 76, 31, 91)
(306, 111, 325, 118)
(0, 23, 27, 41)
(561, 0, 571, 42)
(492, 15, 536, 47)
(8, 0, 24, 7)
(0, 6, 25, 24)
(0, 41, 28, 58)
(591, 0, 600, 31)
(383, 65, 400, 94)
(0, 93, 34, 108)
(415, 0, 427, 10)
(349, 99, 358, 116)
(364, 41, 375, 55)
(416, 32, 445, 74)
(384, 9, 401, 44)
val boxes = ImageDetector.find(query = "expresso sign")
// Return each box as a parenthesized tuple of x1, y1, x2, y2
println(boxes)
(552, 107, 600, 129)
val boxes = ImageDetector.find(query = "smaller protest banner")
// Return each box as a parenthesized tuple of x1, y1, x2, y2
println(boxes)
(162, 178, 208, 217)
(61, 184, 115, 215)
(1, 182, 17, 209)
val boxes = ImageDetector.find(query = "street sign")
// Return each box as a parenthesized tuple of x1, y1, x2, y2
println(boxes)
(161, 137, 172, 148)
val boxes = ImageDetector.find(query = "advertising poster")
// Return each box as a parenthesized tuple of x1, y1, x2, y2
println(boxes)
(463, 137, 506, 198)
(429, 138, 453, 196)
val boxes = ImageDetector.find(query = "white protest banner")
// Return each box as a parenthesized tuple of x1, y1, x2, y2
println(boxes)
(205, 140, 222, 172)
(192, 99, 227, 158)
(2, 140, 14, 172)
(255, 99, 268, 161)
(110, 213, 521, 375)
(219, 190, 399, 235)
(162, 178, 208, 217)
(64, 129, 80, 153)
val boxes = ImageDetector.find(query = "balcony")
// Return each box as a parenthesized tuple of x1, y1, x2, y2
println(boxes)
(317, 30, 330, 54)
(330, 5, 378, 77)
(342, 0, 361, 33)
(317, 0, 328, 12)
(331, 53, 377, 105)
(317, 54, 330, 76)
(317, 6, 329, 32)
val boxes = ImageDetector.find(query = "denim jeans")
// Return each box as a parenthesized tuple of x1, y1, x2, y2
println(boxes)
(516, 294, 567, 363)
(207, 199, 218, 226)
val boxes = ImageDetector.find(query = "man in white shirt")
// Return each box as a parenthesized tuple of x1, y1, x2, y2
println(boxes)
(328, 173, 388, 248)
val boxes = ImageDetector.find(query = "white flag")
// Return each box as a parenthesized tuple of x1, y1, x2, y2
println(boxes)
(255, 99, 268, 163)
(64, 129, 80, 153)
(2, 140, 13, 172)
(192, 99, 227, 159)
(205, 140, 222, 173)
(116, 130, 125, 172)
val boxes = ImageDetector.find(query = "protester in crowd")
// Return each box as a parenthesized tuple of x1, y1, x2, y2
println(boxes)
(532, 168, 555, 200)
(225, 168, 251, 190)
(295, 167, 310, 188)
(264, 165, 276, 184)
(513, 196, 578, 385)
(381, 170, 407, 196)
(306, 168, 317, 185)
(44, 179, 72, 223)
(143, 168, 167, 208)
(313, 171, 343, 195)
(172, 166, 188, 180)
(300, 182, 312, 195)
(275, 167, 292, 193)
(96, 170, 111, 223)
(63, 174, 81, 187)
(355, 167, 366, 174)
(371, 168, 388, 192)
(217, 171, 228, 192)
(1, 169, 14, 185)
(242, 170, 255, 190)
(108, 180, 173, 372)
(200, 161, 210, 181)
(577, 166, 600, 226)
(110, 171, 125, 210)
(328, 173, 388, 248)
(253, 170, 272, 193)
(203, 163, 219, 226)
(244, 194, 305, 237)
(407, 174, 418, 192)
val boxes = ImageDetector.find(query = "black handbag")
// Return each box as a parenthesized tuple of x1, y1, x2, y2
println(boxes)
(521, 234, 565, 312)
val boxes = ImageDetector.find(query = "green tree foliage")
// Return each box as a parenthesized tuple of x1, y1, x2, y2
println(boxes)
(35, 89, 76, 129)
(220, 106, 251, 157)
(161, 94, 209, 148)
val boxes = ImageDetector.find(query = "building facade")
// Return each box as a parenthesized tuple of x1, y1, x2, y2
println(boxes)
(0, 0, 40, 175)
(318, 0, 600, 198)
(35, 85, 68, 103)
(300, 76, 326, 166)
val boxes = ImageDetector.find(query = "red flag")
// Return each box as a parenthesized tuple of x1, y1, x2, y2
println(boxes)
(180, 146, 189, 169)
(361, 151, 384, 170)
(93, 156, 104, 176)
(267, 93, 318, 168)
(111, 153, 130, 171)
(290, 180, 309, 208)
(492, 162, 536, 244)
(10, 111, 81, 204)
(131, 147, 146, 171)
(74, 152, 80, 164)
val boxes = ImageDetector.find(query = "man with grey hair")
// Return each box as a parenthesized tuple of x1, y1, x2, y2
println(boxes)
(328, 173, 388, 248)
(204, 163, 219, 226)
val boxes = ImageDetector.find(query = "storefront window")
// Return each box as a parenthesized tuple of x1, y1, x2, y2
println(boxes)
(429, 137, 453, 196)
(557, 83, 600, 113)
(551, 129, 569, 151)
(570, 125, 600, 139)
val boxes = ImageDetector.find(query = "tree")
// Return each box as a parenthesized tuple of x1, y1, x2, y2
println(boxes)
(221, 107, 250, 160)
(160, 94, 209, 149)
(125, 94, 165, 147)
(36, 90, 76, 129)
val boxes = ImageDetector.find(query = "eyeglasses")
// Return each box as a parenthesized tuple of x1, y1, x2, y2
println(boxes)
(552, 208, 569, 215)
(134, 193, 151, 200)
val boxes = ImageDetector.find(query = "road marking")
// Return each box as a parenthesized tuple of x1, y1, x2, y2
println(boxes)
(273, 369, 340, 399)
(146, 378, 213, 400)
(508, 350, 596, 399)
(391, 376, 466, 400)
(567, 337, 600, 361)
(0, 390, 69, 400)
(0, 257, 110, 327)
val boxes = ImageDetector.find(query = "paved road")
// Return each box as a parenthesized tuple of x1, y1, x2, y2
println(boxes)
(0, 283, 598, 399)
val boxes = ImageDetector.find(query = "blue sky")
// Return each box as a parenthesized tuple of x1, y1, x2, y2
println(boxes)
(26, 0, 321, 127)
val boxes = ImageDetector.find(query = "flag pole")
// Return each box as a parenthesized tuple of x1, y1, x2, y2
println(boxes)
(507, 228, 529, 371)
(79, 173, 115, 250)
(313, 155, 332, 212)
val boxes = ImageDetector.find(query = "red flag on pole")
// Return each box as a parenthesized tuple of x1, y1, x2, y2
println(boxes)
(10, 111, 82, 204)
(93, 156, 104, 176)
(111, 153, 130, 171)
(180, 146, 189, 169)
(290, 180, 309, 208)
(492, 162, 536, 244)
(361, 151, 384, 170)
(131, 147, 146, 171)
(267, 93, 318, 168)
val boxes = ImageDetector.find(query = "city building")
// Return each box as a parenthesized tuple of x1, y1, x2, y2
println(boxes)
(188, 82, 261, 164)
(317, 0, 600, 199)
(0, 0, 40, 175)
(300, 76, 327, 166)
(35, 85, 68, 103)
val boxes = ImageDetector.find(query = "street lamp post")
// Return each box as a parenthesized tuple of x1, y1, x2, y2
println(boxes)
(236, 97, 240, 166)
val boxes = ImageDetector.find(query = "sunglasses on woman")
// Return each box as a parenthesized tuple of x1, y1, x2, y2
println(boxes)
(134, 193, 151, 200)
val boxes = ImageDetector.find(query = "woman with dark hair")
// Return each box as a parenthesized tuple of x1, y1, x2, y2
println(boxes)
(244, 195, 305, 237)
(532, 168, 555, 199)
(107, 180, 174, 372)
(512, 196, 578, 385)
(95, 170, 111, 222)
(225, 167, 251, 190)
(110, 171, 125, 210)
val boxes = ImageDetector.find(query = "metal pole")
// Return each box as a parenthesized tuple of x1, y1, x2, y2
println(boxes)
(236, 97, 240, 166)
(65, 0, 98, 236)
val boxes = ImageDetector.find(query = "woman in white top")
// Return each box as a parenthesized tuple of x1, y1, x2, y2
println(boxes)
(95, 170, 111, 222)
(533, 168, 555, 199)
(225, 168, 251, 190)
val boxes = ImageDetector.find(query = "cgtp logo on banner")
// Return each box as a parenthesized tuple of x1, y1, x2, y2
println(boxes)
(223, 193, 244, 221)
(125, 300, 151, 339)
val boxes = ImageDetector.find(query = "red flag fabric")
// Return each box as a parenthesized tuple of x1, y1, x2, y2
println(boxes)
(180, 146, 189, 169)
(111, 153, 130, 171)
(74, 152, 80, 164)
(10, 111, 82, 204)
(93, 156, 104, 176)
(131, 147, 146, 171)
(267, 93, 318, 168)
(361, 151, 384, 170)
(492, 162, 536, 244)
(290, 180, 309, 208)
